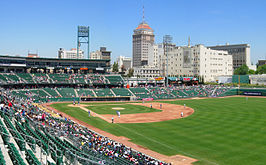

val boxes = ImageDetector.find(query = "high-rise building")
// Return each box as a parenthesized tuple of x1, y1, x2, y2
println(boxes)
(58, 48, 84, 59)
(208, 44, 251, 70)
(90, 47, 111, 60)
(132, 8, 154, 67)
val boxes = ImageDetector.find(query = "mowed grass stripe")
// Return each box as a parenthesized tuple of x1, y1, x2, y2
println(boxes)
(51, 97, 266, 165)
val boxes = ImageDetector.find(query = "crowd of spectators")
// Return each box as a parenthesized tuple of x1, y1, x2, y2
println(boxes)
(0, 89, 169, 165)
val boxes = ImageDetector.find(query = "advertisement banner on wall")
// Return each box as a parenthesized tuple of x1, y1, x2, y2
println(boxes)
(142, 98, 154, 101)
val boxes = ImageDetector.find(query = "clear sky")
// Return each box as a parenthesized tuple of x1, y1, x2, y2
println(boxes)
(0, 0, 265, 64)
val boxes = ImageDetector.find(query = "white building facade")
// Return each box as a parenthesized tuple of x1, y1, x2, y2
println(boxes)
(58, 48, 84, 59)
(148, 44, 233, 82)
(208, 44, 253, 70)
(90, 51, 101, 60)
(148, 43, 164, 67)
(133, 66, 161, 78)
(168, 45, 233, 82)
(116, 56, 132, 71)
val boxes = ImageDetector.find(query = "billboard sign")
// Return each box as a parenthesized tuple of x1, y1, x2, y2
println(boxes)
(243, 92, 262, 96)
(78, 26, 89, 37)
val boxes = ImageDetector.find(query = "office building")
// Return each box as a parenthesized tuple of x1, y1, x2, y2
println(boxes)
(116, 56, 132, 71)
(90, 47, 111, 60)
(58, 48, 84, 59)
(133, 65, 161, 78)
(258, 60, 266, 67)
(149, 43, 233, 82)
(132, 20, 155, 67)
(208, 44, 251, 70)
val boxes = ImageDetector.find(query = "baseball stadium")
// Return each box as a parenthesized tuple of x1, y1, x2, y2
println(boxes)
(0, 57, 266, 165)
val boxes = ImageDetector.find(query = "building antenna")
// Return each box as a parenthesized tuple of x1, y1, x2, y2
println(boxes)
(142, 5, 145, 23)
(188, 36, 190, 47)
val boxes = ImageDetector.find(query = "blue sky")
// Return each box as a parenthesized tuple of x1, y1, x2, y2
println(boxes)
(0, 0, 265, 64)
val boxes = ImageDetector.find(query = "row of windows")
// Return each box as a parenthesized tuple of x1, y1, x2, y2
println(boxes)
(210, 58, 224, 60)
(233, 60, 246, 62)
(135, 70, 160, 74)
(210, 69, 223, 73)
(228, 48, 246, 53)
(211, 63, 223, 66)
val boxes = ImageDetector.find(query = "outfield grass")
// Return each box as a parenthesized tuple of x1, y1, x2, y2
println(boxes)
(50, 97, 266, 165)
(86, 104, 161, 115)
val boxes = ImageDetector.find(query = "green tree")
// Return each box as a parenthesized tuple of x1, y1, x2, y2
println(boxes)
(248, 69, 255, 75)
(234, 64, 249, 75)
(256, 64, 266, 74)
(112, 62, 119, 73)
(127, 68, 134, 78)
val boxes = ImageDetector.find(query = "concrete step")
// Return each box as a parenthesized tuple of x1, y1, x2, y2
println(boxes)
(0, 134, 13, 165)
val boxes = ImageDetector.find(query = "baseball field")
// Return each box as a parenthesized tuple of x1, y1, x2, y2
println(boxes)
(48, 97, 266, 165)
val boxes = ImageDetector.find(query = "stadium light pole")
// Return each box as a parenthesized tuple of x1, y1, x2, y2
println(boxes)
(77, 26, 90, 59)
(163, 35, 172, 87)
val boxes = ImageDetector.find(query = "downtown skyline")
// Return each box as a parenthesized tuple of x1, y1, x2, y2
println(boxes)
(0, 0, 265, 64)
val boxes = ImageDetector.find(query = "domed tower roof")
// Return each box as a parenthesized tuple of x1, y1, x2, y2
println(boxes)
(135, 21, 153, 31)
(134, 6, 153, 32)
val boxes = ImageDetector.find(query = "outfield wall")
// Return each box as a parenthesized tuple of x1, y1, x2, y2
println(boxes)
(239, 88, 266, 96)
(222, 88, 266, 96)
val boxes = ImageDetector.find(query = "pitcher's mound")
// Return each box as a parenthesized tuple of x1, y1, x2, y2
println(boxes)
(112, 107, 125, 110)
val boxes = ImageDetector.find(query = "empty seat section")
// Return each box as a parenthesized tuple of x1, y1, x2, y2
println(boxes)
(49, 74, 72, 84)
(129, 88, 153, 99)
(94, 89, 114, 97)
(112, 88, 132, 96)
(43, 88, 60, 97)
(3, 73, 20, 83)
(105, 75, 124, 85)
(30, 89, 48, 98)
(0, 74, 8, 84)
(32, 73, 50, 83)
(57, 88, 76, 97)
(16, 73, 34, 83)
(76, 88, 94, 97)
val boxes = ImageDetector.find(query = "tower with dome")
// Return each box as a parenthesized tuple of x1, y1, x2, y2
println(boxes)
(132, 8, 155, 67)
